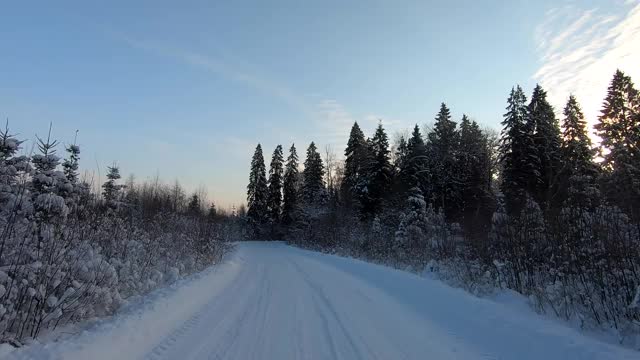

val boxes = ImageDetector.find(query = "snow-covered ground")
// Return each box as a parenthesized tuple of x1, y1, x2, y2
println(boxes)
(5, 242, 637, 359)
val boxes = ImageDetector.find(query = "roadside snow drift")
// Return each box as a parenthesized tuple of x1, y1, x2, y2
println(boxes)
(6, 242, 637, 360)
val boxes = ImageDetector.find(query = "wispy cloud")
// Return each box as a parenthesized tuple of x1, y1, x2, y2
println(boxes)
(315, 99, 357, 146)
(315, 99, 411, 151)
(116, 34, 411, 158)
(533, 2, 640, 134)
(118, 35, 314, 116)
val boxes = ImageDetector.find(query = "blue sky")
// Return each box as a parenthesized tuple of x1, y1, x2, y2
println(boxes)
(1, 0, 638, 207)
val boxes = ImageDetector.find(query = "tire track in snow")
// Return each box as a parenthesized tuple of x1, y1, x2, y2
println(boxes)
(143, 262, 266, 360)
(288, 258, 376, 360)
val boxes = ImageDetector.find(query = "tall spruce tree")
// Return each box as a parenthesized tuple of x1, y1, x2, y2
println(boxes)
(302, 142, 325, 206)
(282, 144, 300, 225)
(267, 145, 284, 224)
(458, 115, 493, 239)
(342, 122, 370, 208)
(500, 85, 536, 213)
(363, 122, 393, 218)
(247, 144, 268, 235)
(595, 70, 640, 219)
(399, 125, 428, 197)
(560, 95, 598, 208)
(528, 84, 562, 212)
(427, 103, 460, 220)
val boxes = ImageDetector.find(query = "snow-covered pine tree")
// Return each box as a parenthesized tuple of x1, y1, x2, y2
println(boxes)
(62, 144, 80, 184)
(394, 215, 408, 261)
(31, 129, 70, 222)
(247, 144, 268, 237)
(60, 137, 84, 210)
(102, 165, 123, 208)
(517, 195, 547, 297)
(556, 104, 603, 313)
(400, 187, 428, 263)
(560, 95, 599, 209)
(0, 125, 31, 220)
(282, 143, 300, 226)
(302, 142, 326, 206)
(488, 194, 516, 288)
(427, 103, 460, 221)
(499, 85, 535, 214)
(0, 125, 232, 342)
(362, 122, 393, 218)
(187, 193, 202, 217)
(594, 70, 640, 220)
(24, 128, 77, 339)
(368, 215, 385, 259)
(528, 84, 562, 212)
(207, 202, 217, 221)
(266, 145, 284, 225)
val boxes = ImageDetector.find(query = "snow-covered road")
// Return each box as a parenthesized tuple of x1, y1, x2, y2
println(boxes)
(7, 242, 637, 359)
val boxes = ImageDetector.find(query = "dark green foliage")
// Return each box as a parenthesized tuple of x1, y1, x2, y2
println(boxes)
(247, 144, 268, 235)
(361, 123, 393, 218)
(342, 122, 371, 210)
(499, 86, 535, 213)
(458, 115, 494, 241)
(427, 103, 460, 220)
(267, 145, 284, 223)
(398, 125, 428, 197)
(302, 142, 325, 205)
(560, 95, 599, 208)
(595, 70, 640, 220)
(528, 85, 563, 212)
(282, 144, 300, 225)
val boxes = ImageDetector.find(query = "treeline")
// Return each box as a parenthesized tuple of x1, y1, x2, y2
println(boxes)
(246, 70, 640, 341)
(0, 128, 234, 345)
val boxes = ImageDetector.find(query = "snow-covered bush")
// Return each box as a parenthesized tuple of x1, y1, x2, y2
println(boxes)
(0, 127, 233, 345)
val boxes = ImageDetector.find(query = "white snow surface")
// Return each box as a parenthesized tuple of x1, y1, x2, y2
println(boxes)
(6, 242, 637, 360)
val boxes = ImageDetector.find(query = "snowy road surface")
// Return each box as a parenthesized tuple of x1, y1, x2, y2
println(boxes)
(7, 242, 637, 360)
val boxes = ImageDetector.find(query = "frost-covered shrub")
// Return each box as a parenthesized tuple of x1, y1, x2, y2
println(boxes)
(0, 127, 233, 344)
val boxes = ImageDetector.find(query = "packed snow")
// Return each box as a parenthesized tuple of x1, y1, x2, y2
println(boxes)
(5, 242, 637, 360)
